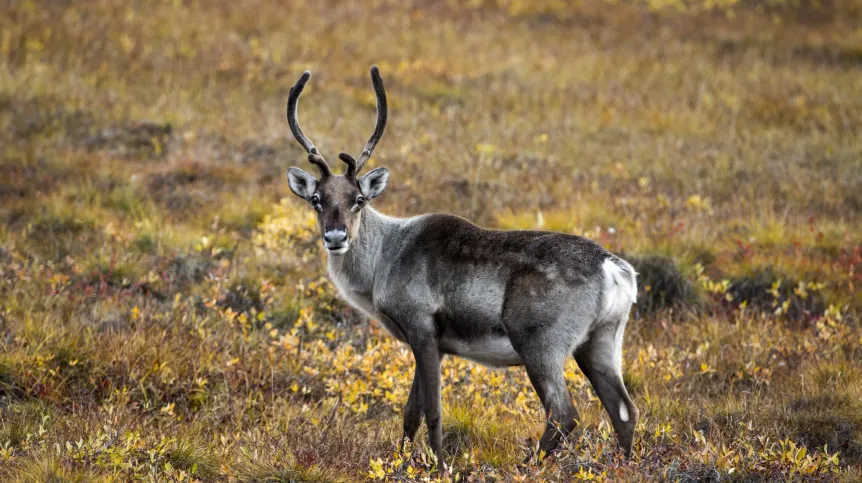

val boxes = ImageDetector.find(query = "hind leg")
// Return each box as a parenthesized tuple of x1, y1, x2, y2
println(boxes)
(400, 368, 424, 452)
(521, 355, 580, 458)
(574, 319, 638, 457)
(504, 272, 596, 460)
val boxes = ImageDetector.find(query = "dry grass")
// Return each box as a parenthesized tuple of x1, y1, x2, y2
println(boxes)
(1, 0, 861, 481)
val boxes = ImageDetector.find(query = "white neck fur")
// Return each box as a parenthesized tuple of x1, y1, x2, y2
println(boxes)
(326, 206, 405, 294)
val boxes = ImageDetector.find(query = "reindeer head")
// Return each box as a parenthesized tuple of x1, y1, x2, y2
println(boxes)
(285, 66, 390, 255)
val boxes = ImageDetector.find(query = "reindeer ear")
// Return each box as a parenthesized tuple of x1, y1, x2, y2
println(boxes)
(358, 167, 389, 199)
(287, 167, 318, 200)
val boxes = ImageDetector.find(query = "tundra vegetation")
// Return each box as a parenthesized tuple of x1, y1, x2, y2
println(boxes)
(0, 0, 860, 481)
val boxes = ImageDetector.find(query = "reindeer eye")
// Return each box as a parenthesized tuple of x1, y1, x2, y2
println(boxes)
(310, 195, 322, 212)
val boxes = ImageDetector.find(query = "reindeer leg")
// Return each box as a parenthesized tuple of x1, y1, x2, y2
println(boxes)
(412, 342, 444, 470)
(575, 322, 638, 458)
(400, 368, 424, 452)
(522, 357, 579, 460)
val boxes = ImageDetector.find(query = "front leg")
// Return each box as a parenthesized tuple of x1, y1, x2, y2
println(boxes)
(411, 341, 443, 469)
(400, 368, 424, 452)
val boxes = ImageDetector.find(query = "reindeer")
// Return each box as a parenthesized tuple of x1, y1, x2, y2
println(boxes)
(284, 66, 639, 468)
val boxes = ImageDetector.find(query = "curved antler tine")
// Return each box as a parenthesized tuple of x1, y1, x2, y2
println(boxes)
(355, 65, 388, 174)
(287, 70, 332, 176)
(338, 152, 358, 178)
(286, 71, 316, 154)
(308, 153, 331, 177)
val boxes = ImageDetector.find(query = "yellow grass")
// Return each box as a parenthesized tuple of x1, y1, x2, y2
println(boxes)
(1, 0, 861, 481)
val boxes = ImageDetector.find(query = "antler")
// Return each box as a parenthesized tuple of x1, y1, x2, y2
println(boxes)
(287, 70, 331, 177)
(340, 65, 388, 178)
(338, 153, 358, 178)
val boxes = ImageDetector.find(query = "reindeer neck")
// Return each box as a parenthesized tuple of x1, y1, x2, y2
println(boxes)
(326, 206, 402, 294)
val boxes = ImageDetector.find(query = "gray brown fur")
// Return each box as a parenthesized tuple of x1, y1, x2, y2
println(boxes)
(284, 66, 639, 469)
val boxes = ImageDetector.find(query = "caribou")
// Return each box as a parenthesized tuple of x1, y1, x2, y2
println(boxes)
(284, 66, 639, 468)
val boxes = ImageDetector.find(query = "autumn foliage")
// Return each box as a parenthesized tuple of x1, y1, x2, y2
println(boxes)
(1, 0, 861, 481)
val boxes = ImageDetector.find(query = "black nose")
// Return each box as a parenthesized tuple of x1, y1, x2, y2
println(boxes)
(324, 231, 347, 245)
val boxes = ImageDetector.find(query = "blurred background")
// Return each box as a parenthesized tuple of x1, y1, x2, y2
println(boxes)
(1, 0, 861, 481)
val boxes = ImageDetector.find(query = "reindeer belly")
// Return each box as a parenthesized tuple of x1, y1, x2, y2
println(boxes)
(440, 335, 522, 367)
(435, 272, 520, 366)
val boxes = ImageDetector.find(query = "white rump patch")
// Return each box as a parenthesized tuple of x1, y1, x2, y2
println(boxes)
(599, 258, 638, 324)
(619, 403, 630, 422)
(599, 258, 638, 373)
